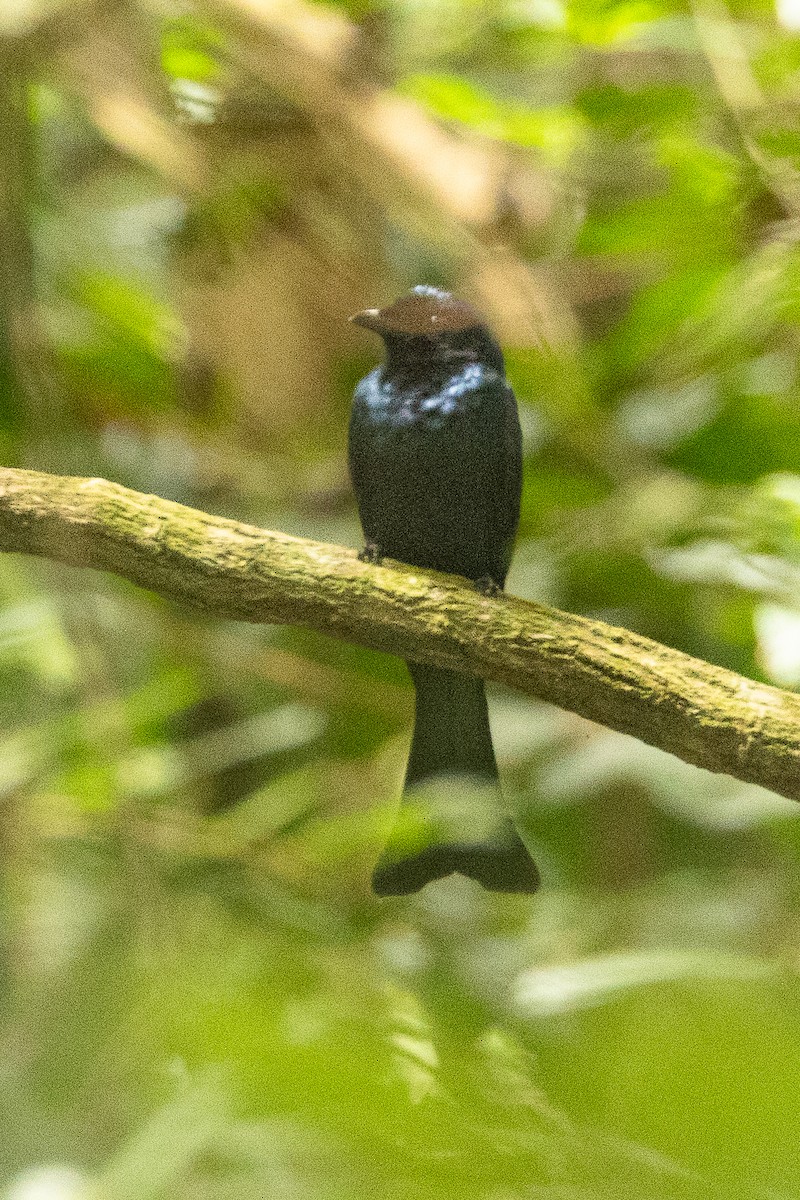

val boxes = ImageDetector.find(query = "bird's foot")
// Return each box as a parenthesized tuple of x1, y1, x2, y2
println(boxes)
(359, 541, 384, 565)
(475, 575, 502, 596)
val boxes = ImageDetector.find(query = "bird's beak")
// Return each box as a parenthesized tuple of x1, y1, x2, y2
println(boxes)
(349, 308, 384, 332)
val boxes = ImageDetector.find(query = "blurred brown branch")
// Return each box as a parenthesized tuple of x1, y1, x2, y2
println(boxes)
(0, 466, 798, 803)
(36, 0, 574, 349)
(210, 0, 575, 348)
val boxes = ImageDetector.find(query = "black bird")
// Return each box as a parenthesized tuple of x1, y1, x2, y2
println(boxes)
(349, 286, 539, 897)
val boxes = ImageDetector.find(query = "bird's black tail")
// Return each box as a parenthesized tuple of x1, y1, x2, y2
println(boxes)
(372, 664, 539, 897)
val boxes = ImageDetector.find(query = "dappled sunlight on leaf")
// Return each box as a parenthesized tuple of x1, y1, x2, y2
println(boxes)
(514, 949, 777, 1016)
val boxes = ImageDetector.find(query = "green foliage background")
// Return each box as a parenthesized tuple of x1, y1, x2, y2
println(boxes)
(3, 1, 800, 1197)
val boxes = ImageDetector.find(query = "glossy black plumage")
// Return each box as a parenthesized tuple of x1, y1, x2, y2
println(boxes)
(349, 286, 539, 897)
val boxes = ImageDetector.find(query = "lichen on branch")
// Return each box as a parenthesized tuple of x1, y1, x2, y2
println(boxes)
(0, 465, 799, 801)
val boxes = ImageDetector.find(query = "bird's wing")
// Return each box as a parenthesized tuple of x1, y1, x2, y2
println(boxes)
(475, 378, 523, 583)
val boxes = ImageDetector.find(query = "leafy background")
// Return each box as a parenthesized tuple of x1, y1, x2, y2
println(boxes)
(2, 0, 800, 1197)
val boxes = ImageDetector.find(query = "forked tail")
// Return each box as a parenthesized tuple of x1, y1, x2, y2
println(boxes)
(372, 664, 539, 896)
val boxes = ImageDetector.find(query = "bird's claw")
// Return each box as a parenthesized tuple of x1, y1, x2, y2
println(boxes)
(475, 575, 502, 596)
(359, 541, 384, 565)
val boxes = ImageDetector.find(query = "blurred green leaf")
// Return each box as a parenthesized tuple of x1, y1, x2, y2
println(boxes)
(400, 73, 586, 161)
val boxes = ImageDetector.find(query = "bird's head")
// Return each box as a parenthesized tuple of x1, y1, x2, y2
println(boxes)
(350, 286, 504, 374)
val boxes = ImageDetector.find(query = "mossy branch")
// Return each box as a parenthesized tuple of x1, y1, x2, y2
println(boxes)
(0, 465, 799, 800)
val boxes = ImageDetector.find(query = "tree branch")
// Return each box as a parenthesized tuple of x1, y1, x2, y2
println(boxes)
(0, 465, 798, 800)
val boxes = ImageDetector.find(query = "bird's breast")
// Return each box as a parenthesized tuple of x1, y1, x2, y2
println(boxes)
(365, 364, 491, 434)
(349, 362, 517, 581)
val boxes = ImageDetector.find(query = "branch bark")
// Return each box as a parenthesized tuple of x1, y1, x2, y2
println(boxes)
(0, 465, 798, 800)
